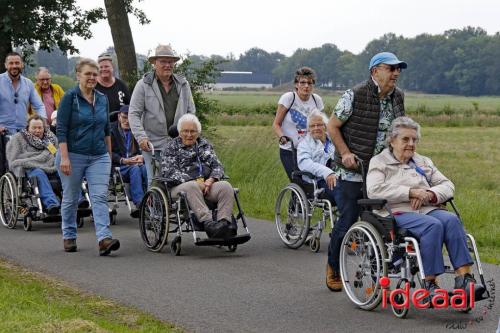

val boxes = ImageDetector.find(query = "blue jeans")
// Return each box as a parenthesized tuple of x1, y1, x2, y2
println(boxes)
(56, 152, 112, 242)
(27, 168, 60, 209)
(142, 150, 160, 187)
(120, 164, 147, 205)
(395, 209, 473, 277)
(328, 179, 363, 271)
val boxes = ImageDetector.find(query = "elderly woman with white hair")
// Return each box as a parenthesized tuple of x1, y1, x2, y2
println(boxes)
(161, 114, 236, 239)
(366, 116, 485, 302)
(296, 109, 336, 202)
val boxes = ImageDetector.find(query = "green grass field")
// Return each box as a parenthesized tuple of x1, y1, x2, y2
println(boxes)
(206, 91, 500, 127)
(211, 126, 499, 264)
(0, 259, 181, 333)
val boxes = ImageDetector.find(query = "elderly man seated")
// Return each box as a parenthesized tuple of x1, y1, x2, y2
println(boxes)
(161, 114, 236, 239)
(297, 109, 336, 202)
(366, 116, 485, 302)
(6, 115, 60, 214)
(111, 105, 147, 217)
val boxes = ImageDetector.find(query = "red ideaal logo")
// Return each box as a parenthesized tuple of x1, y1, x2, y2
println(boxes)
(380, 276, 475, 309)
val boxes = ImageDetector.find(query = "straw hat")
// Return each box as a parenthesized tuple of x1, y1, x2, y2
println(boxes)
(148, 44, 180, 63)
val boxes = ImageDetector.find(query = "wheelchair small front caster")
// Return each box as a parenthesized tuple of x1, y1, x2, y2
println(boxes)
(228, 244, 237, 252)
(77, 217, 84, 228)
(310, 237, 320, 253)
(170, 236, 181, 256)
(23, 216, 32, 231)
(392, 279, 409, 319)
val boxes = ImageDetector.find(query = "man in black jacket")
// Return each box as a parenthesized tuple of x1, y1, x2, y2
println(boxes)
(111, 105, 147, 217)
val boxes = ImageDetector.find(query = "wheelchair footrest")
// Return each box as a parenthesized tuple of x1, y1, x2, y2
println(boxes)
(194, 234, 251, 247)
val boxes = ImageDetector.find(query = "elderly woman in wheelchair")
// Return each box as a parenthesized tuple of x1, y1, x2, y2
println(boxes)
(274, 109, 337, 252)
(338, 116, 488, 317)
(138, 114, 250, 255)
(6, 115, 60, 214)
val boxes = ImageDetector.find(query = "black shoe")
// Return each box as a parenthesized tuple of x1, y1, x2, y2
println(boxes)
(130, 208, 140, 218)
(47, 205, 60, 215)
(78, 199, 90, 209)
(424, 280, 445, 306)
(454, 273, 487, 302)
(222, 219, 237, 237)
(204, 220, 229, 239)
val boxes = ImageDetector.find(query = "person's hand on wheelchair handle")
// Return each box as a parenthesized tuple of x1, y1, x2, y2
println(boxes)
(341, 151, 357, 169)
(139, 138, 151, 152)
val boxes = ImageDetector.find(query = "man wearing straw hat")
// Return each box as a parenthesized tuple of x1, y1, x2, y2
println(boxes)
(129, 44, 196, 185)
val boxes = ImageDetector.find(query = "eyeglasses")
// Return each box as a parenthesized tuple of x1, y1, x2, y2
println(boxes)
(378, 64, 401, 72)
(158, 59, 177, 66)
(180, 129, 198, 135)
(308, 123, 325, 129)
(298, 81, 314, 86)
(14, 92, 18, 104)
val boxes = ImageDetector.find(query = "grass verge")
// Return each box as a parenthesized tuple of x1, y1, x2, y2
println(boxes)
(211, 126, 499, 264)
(0, 259, 182, 333)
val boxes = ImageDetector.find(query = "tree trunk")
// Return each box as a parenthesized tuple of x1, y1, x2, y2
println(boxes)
(0, 29, 13, 73)
(103, 0, 138, 89)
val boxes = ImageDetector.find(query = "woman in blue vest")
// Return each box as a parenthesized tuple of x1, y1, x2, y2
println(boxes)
(272, 67, 324, 180)
(56, 58, 120, 256)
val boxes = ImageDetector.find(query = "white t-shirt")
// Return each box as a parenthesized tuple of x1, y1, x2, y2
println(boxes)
(278, 91, 324, 150)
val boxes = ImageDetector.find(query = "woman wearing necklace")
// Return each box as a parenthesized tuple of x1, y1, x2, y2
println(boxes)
(366, 116, 485, 303)
(56, 58, 120, 256)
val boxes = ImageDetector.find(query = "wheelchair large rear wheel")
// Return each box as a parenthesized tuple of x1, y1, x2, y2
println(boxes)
(275, 183, 310, 249)
(340, 221, 387, 310)
(0, 173, 18, 229)
(139, 187, 169, 252)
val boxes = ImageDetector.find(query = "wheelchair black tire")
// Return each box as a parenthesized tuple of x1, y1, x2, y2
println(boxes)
(139, 187, 169, 252)
(0, 172, 18, 229)
(340, 221, 387, 311)
(275, 183, 310, 249)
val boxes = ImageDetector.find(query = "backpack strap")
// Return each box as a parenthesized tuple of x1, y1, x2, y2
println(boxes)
(311, 94, 318, 107)
(287, 91, 295, 111)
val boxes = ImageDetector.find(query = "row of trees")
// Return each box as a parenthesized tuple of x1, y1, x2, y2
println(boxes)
(191, 27, 500, 96)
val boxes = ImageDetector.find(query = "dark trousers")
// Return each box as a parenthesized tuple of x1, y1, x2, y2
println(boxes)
(328, 179, 363, 271)
(279, 148, 295, 181)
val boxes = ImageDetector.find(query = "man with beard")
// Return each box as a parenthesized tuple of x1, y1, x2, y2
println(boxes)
(0, 52, 46, 135)
(95, 53, 131, 122)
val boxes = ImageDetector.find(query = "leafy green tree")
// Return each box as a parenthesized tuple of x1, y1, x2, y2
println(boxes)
(0, 0, 105, 71)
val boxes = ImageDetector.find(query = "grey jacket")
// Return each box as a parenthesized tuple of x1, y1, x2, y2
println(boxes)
(366, 148, 454, 216)
(129, 71, 195, 150)
(6, 132, 58, 177)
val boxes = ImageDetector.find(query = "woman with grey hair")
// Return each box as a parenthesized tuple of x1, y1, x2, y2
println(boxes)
(366, 116, 484, 303)
(273, 66, 324, 180)
(161, 114, 236, 239)
(297, 109, 336, 201)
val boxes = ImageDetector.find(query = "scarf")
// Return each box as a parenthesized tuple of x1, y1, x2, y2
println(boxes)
(21, 129, 57, 150)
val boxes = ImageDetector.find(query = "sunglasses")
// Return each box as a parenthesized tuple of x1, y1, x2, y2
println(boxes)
(14, 92, 18, 104)
(379, 64, 401, 72)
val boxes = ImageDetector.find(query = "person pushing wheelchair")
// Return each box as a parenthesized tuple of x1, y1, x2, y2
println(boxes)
(161, 114, 236, 239)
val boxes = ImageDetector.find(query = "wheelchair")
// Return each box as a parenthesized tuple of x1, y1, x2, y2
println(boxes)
(274, 139, 338, 252)
(138, 144, 251, 256)
(339, 159, 490, 318)
(108, 166, 136, 224)
(0, 171, 92, 231)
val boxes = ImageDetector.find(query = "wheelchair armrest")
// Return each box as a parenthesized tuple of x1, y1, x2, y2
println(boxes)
(291, 170, 315, 180)
(357, 199, 387, 210)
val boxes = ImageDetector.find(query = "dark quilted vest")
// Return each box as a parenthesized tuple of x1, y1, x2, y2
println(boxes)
(333, 78, 405, 173)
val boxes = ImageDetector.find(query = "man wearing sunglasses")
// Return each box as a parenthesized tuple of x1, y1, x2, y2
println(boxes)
(325, 52, 407, 292)
(0, 52, 46, 136)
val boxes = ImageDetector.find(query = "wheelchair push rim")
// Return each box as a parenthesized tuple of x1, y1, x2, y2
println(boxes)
(340, 221, 387, 310)
(0, 173, 18, 229)
(275, 183, 310, 249)
(139, 187, 169, 252)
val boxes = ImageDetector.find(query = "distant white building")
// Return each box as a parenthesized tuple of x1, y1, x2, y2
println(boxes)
(212, 71, 273, 90)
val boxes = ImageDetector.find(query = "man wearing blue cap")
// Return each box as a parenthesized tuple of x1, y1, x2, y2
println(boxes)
(325, 52, 407, 291)
(111, 105, 147, 217)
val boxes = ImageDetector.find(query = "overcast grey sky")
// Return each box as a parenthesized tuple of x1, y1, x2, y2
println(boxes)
(74, 0, 500, 59)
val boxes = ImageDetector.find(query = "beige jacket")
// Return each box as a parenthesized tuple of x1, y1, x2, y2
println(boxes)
(366, 148, 454, 216)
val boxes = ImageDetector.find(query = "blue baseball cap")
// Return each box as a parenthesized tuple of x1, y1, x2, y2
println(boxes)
(119, 105, 129, 113)
(369, 52, 407, 70)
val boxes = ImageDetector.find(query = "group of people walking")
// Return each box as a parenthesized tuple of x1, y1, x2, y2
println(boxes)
(0, 45, 479, 297)
(273, 52, 477, 297)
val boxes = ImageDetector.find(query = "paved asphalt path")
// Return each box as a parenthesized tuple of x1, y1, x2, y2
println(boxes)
(0, 209, 498, 333)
